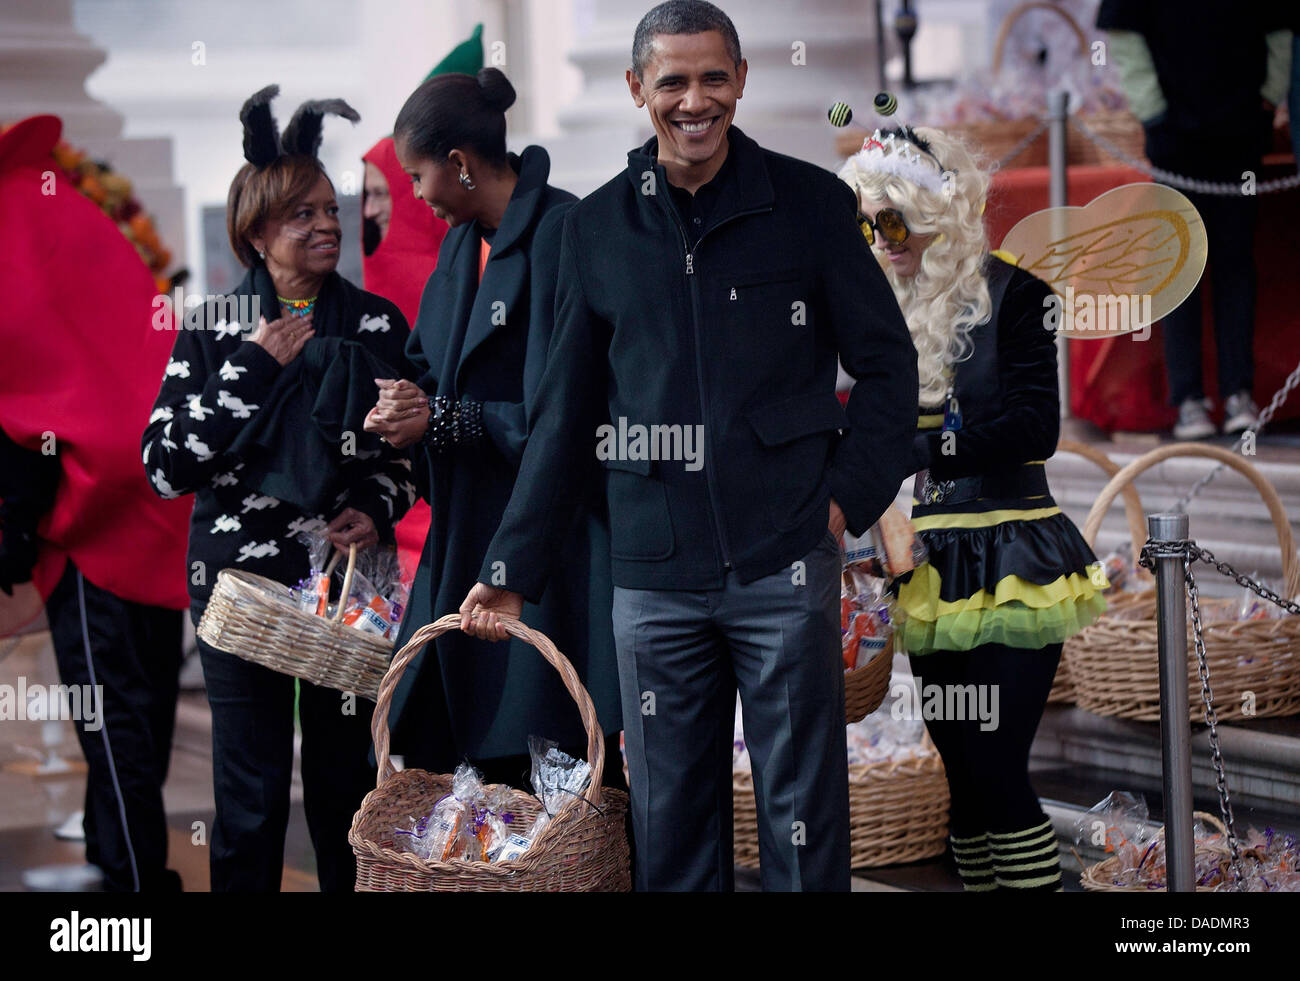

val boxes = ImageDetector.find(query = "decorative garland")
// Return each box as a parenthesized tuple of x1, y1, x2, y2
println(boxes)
(43, 133, 187, 294)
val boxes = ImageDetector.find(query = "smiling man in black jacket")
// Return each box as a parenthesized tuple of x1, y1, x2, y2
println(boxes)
(461, 0, 917, 891)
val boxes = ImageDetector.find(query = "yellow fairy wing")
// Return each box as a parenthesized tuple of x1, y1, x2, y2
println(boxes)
(998, 183, 1208, 339)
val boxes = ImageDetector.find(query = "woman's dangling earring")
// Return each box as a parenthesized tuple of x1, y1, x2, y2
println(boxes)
(459, 171, 476, 191)
(257, 249, 266, 260)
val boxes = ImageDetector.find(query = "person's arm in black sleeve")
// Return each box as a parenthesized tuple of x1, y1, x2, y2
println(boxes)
(398, 283, 438, 505)
(344, 454, 417, 544)
(822, 180, 920, 537)
(0, 426, 60, 594)
(343, 308, 418, 541)
(475, 210, 607, 603)
(915, 270, 1060, 479)
(141, 312, 281, 498)
(404, 279, 437, 392)
(478, 203, 576, 469)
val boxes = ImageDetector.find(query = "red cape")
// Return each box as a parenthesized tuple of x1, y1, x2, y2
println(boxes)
(362, 137, 448, 326)
(0, 115, 191, 613)
(361, 136, 448, 576)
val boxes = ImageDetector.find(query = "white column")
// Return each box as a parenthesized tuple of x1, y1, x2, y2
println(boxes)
(0, 0, 123, 139)
(543, 0, 883, 196)
(0, 0, 187, 274)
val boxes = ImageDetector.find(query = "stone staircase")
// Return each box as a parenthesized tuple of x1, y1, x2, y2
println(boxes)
(1048, 428, 1300, 598)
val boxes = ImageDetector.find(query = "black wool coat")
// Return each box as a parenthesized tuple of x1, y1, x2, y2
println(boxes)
(386, 145, 622, 764)
(479, 127, 919, 600)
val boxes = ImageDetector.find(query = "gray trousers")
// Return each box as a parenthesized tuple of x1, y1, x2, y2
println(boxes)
(613, 532, 850, 891)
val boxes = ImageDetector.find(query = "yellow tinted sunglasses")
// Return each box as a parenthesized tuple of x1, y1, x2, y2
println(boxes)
(856, 208, 910, 247)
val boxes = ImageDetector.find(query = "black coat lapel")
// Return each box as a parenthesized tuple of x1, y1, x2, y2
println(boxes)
(433, 225, 483, 398)
(454, 147, 552, 385)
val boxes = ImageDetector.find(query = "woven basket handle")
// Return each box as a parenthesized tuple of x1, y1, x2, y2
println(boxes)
(370, 613, 606, 806)
(1082, 442, 1300, 598)
(323, 543, 358, 624)
(1154, 811, 1228, 845)
(993, 1, 1088, 75)
(1056, 439, 1151, 579)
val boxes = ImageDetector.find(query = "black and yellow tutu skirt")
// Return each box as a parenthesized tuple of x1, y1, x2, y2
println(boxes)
(896, 462, 1108, 656)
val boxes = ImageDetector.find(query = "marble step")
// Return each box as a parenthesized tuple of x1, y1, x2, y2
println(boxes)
(1047, 439, 1300, 599)
(1033, 705, 1300, 825)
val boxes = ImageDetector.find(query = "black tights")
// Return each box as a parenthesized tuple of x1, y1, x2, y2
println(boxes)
(908, 642, 1062, 891)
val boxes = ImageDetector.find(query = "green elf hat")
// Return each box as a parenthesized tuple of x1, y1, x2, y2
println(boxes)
(380, 24, 485, 139)
(424, 23, 485, 80)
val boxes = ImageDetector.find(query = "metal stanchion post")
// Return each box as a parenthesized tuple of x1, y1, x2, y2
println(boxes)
(1048, 89, 1068, 208)
(1149, 512, 1195, 892)
(1047, 88, 1070, 419)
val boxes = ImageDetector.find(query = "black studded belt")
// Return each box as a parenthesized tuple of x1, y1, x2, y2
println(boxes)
(913, 464, 1050, 506)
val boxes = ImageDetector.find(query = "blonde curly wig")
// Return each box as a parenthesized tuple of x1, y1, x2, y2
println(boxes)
(838, 127, 993, 407)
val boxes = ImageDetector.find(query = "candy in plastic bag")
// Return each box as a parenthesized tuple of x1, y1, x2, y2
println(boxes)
(528, 735, 591, 817)
(868, 505, 927, 578)
(840, 555, 896, 671)
(1073, 790, 1150, 857)
(425, 762, 484, 862)
(339, 568, 394, 638)
(471, 785, 517, 863)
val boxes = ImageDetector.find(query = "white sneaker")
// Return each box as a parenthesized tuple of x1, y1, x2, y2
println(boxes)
(1173, 398, 1215, 440)
(53, 810, 85, 841)
(1223, 391, 1259, 434)
(21, 863, 104, 891)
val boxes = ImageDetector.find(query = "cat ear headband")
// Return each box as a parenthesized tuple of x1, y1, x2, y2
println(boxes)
(240, 84, 360, 166)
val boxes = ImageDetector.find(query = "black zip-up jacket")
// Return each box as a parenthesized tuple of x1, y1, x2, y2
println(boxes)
(480, 126, 918, 598)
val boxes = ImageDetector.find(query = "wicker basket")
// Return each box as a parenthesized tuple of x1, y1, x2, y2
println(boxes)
(994, 4, 1145, 167)
(1049, 440, 1154, 704)
(1080, 811, 1229, 892)
(844, 633, 894, 724)
(932, 2, 1146, 169)
(1072, 443, 1300, 722)
(1067, 108, 1146, 167)
(734, 732, 950, 870)
(197, 543, 391, 700)
(349, 614, 630, 891)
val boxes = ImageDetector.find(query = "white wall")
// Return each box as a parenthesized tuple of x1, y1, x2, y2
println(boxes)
(68, 0, 1022, 289)
(72, 0, 583, 295)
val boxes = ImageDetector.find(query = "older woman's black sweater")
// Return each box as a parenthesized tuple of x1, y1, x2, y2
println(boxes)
(142, 268, 416, 622)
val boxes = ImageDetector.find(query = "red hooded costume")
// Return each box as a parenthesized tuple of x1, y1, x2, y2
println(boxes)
(362, 136, 448, 327)
(0, 115, 191, 618)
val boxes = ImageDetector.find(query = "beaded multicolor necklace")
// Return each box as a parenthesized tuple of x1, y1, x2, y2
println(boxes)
(278, 295, 317, 318)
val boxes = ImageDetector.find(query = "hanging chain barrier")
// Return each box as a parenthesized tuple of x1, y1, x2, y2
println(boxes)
(1138, 538, 1300, 890)
(1173, 358, 1300, 512)
(993, 118, 1051, 170)
(990, 109, 1300, 194)
(1068, 114, 1300, 195)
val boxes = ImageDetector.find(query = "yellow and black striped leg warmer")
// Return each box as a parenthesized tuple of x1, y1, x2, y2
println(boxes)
(989, 819, 1062, 891)
(950, 832, 997, 892)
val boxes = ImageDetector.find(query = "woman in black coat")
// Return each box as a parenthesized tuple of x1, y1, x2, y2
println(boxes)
(365, 69, 622, 788)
